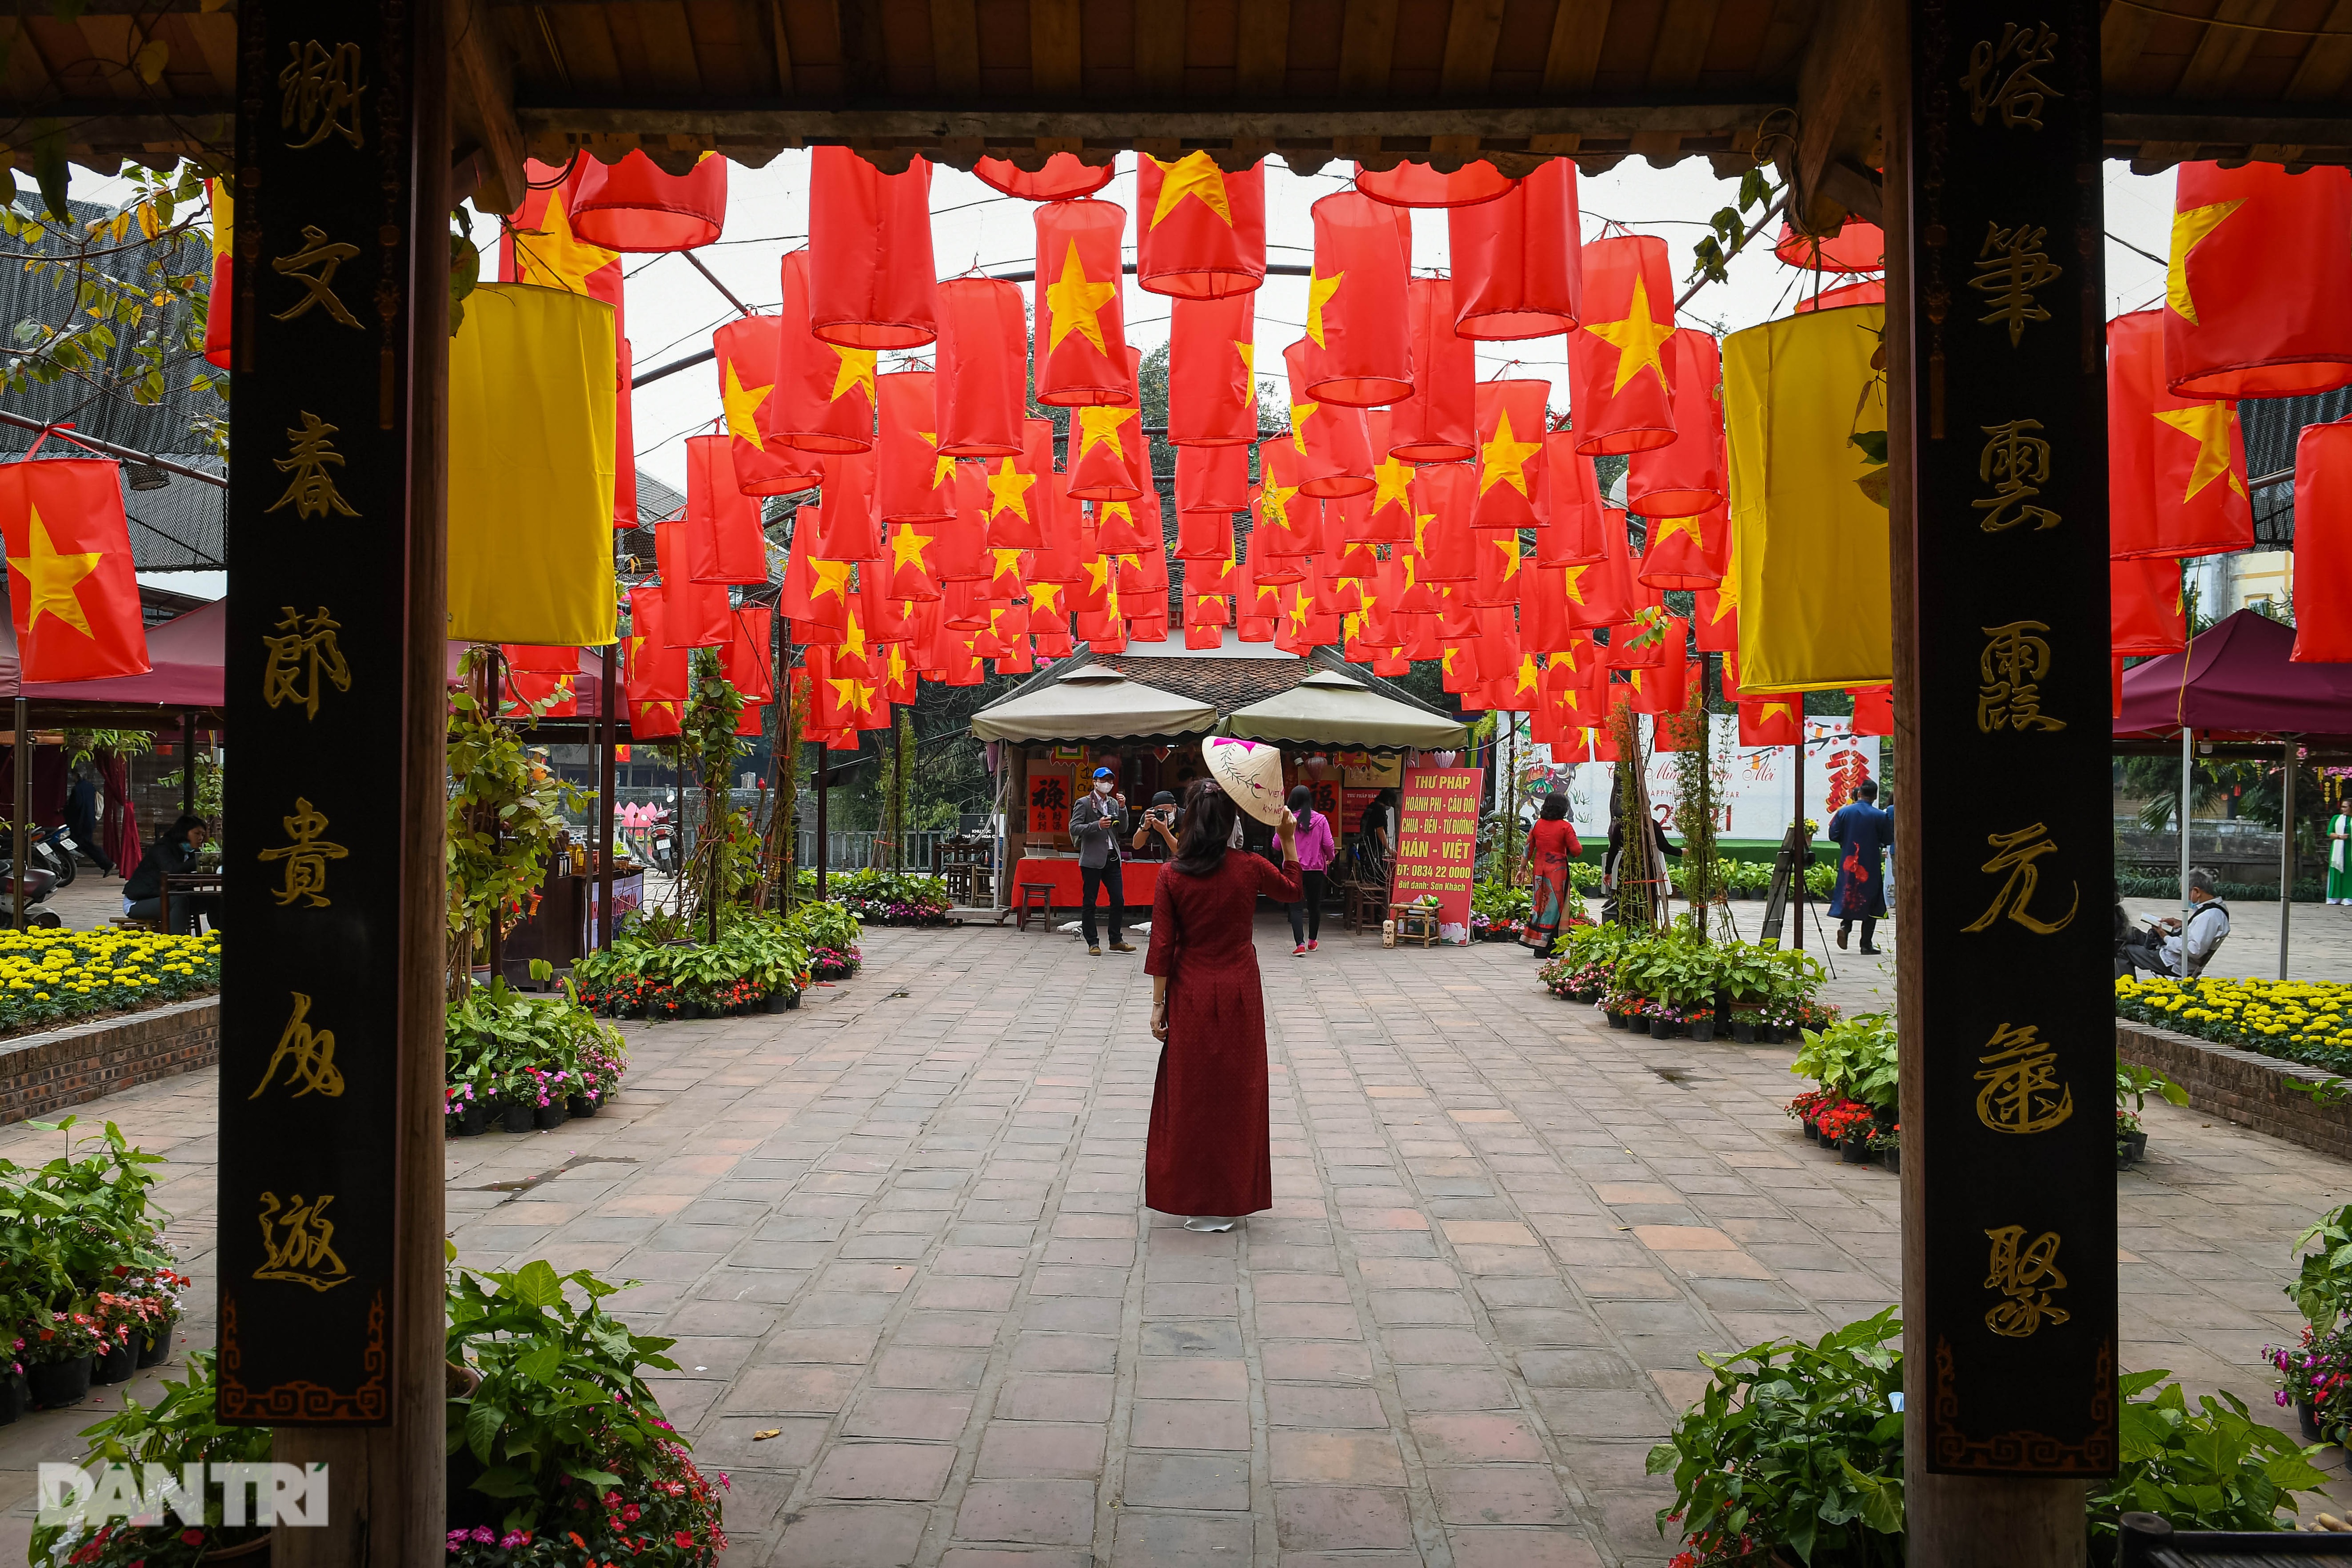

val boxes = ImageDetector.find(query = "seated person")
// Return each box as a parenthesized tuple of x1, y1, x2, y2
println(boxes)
(2120, 866, 2229, 978)
(123, 815, 222, 934)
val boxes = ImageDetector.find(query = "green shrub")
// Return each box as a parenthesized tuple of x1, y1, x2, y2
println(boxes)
(1791, 1013, 1899, 1116)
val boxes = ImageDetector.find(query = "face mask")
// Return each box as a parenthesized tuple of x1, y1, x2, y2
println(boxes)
(1094, 781, 1112, 794)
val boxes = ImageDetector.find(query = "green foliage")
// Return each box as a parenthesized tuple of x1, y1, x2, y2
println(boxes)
(447, 647, 591, 993)
(1792, 1013, 1899, 1115)
(1687, 166, 1785, 288)
(1669, 688, 1726, 910)
(794, 867, 951, 924)
(445, 978, 628, 1113)
(2091, 1372, 2331, 1545)
(571, 906, 826, 1016)
(152, 752, 222, 832)
(1471, 879, 1533, 924)
(2289, 1203, 2352, 1331)
(2114, 1057, 2188, 1137)
(1647, 1307, 1905, 1568)
(59, 730, 153, 770)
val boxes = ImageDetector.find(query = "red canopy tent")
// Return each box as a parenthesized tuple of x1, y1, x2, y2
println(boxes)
(0, 591, 225, 711)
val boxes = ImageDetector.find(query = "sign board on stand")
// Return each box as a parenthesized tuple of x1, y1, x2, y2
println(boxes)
(1537, 715, 1881, 846)
(1391, 766, 1480, 943)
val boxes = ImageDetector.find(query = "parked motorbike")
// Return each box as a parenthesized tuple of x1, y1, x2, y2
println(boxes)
(24, 825, 76, 888)
(0, 861, 63, 928)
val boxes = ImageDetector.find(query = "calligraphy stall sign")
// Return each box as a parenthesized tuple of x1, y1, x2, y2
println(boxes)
(1027, 770, 1074, 837)
(217, 0, 421, 1424)
(1391, 767, 1481, 942)
(1903, 1, 2116, 1476)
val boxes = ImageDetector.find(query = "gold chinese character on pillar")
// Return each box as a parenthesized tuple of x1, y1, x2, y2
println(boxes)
(269, 227, 364, 329)
(1968, 222, 2062, 345)
(261, 606, 351, 719)
(277, 40, 367, 151)
(256, 797, 348, 908)
(1976, 620, 2066, 733)
(268, 413, 359, 522)
(1962, 824, 2080, 935)
(1971, 420, 2060, 532)
(1974, 1022, 2073, 1133)
(249, 992, 345, 1100)
(254, 1192, 351, 1292)
(1983, 1225, 2069, 1337)
(1962, 23, 2058, 132)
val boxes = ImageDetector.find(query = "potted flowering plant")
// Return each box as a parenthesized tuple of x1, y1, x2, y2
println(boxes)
(20, 1306, 105, 1408)
(1867, 1124, 1901, 1173)
(2267, 1323, 2352, 1446)
(86, 1290, 151, 1385)
(1812, 1099, 1878, 1164)
(114, 1265, 188, 1367)
(1785, 1089, 1830, 1141)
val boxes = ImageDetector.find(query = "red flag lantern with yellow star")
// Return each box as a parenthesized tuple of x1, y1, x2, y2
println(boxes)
(807, 643, 890, 730)
(1625, 329, 1725, 519)
(876, 370, 956, 523)
(973, 151, 1114, 201)
(775, 250, 877, 453)
(501, 644, 576, 676)
(1136, 152, 1266, 299)
(714, 316, 826, 497)
(1175, 502, 1234, 562)
(623, 586, 691, 717)
(807, 148, 938, 350)
(568, 150, 727, 252)
(1283, 341, 1375, 499)
(1356, 159, 1517, 209)
(981, 421, 1054, 548)
(1411, 464, 1480, 582)
(1566, 235, 1678, 455)
(503, 159, 635, 528)
(2293, 418, 2352, 663)
(1176, 442, 1251, 516)
(810, 448, 882, 562)
(1847, 684, 1894, 736)
(932, 466, 995, 583)
(2109, 310, 2255, 560)
(1252, 445, 1323, 562)
(684, 435, 771, 583)
(1070, 405, 1146, 502)
(1519, 565, 1585, 654)
(1302, 193, 1414, 406)
(1692, 585, 1739, 653)
(2166, 162, 2352, 399)
(1351, 415, 1416, 543)
(780, 517, 851, 638)
(1637, 504, 1723, 591)
(1471, 531, 1522, 607)
(2112, 556, 2186, 656)
(1559, 508, 1638, 631)
(0, 457, 150, 682)
(1168, 294, 1258, 447)
(1388, 278, 1477, 462)
(1536, 432, 1605, 566)
(935, 278, 1028, 458)
(1034, 199, 1130, 406)
(721, 604, 776, 702)
(1234, 554, 1277, 642)
(1448, 157, 1582, 340)
(883, 519, 945, 602)
(1738, 695, 1802, 747)
(649, 529, 732, 648)
(1473, 380, 1549, 529)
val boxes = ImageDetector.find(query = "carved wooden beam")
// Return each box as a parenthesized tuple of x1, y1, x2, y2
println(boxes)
(452, 0, 528, 214)
(1778, 0, 1886, 235)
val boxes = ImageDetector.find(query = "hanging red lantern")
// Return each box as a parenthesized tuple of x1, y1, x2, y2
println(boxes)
(811, 447, 882, 562)
(1168, 293, 1259, 446)
(883, 519, 945, 602)
(684, 435, 770, 583)
(1771, 217, 1883, 275)
(876, 370, 956, 523)
(806, 147, 938, 349)
(1070, 406, 1146, 503)
(650, 529, 734, 648)
(1565, 235, 1678, 455)
(1176, 442, 1251, 515)
(1350, 414, 1417, 543)
(1637, 504, 1723, 590)
(1470, 531, 1522, 607)
(624, 586, 691, 706)
(721, 604, 776, 702)
(1560, 508, 1638, 630)
(1355, 159, 1517, 209)
(1536, 432, 1604, 566)
(1136, 152, 1266, 299)
(983, 420, 1056, 549)
(972, 151, 1115, 201)
(773, 249, 876, 453)
(1849, 684, 1893, 736)
(1692, 586, 1738, 653)
(1411, 464, 1479, 582)
(568, 150, 728, 252)
(933, 466, 995, 583)
(2295, 417, 2352, 662)
(501, 643, 577, 675)
(1034, 199, 1131, 406)
(1518, 567, 1582, 655)
(1252, 444, 1324, 562)
(2112, 555, 2186, 656)
(1794, 278, 1888, 313)
(1473, 380, 1550, 529)
(1625, 329, 1725, 519)
(1448, 158, 1582, 340)
(713, 316, 826, 497)
(780, 512, 851, 637)
(1302, 192, 1414, 407)
(934, 277, 1028, 458)
(2165, 161, 2352, 399)
(1385, 277, 1477, 463)
(1282, 340, 1374, 499)
(2109, 309, 2255, 560)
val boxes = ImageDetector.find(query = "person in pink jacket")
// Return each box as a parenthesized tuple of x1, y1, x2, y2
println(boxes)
(1283, 785, 1336, 956)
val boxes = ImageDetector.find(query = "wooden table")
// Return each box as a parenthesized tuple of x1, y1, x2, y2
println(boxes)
(163, 871, 224, 935)
(1012, 856, 1161, 912)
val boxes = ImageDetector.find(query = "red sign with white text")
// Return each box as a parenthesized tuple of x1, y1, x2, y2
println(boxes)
(1390, 766, 1481, 942)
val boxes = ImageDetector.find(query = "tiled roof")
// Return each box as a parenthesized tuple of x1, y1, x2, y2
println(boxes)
(1095, 654, 1310, 712)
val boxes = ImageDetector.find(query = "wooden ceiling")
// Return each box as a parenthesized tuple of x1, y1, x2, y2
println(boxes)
(8, 0, 2352, 228)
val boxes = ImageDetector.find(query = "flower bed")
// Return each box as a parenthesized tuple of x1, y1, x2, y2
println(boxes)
(445, 980, 628, 1131)
(2117, 974, 2352, 1073)
(572, 904, 840, 1019)
(1539, 925, 1832, 1038)
(795, 868, 951, 926)
(0, 929, 219, 1039)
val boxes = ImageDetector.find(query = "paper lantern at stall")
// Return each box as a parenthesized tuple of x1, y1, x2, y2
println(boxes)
(1566, 235, 1679, 455)
(877, 371, 956, 522)
(773, 250, 877, 453)
(1168, 293, 1259, 446)
(1473, 380, 1550, 529)
(1356, 159, 1517, 209)
(973, 151, 1114, 201)
(2292, 417, 2352, 663)
(1034, 199, 1131, 406)
(811, 447, 882, 562)
(714, 316, 826, 496)
(1448, 158, 1582, 340)
(1384, 278, 1477, 462)
(934, 278, 1029, 458)
(1282, 340, 1375, 499)
(1626, 329, 1726, 519)
(2165, 162, 2352, 399)
(1302, 192, 1414, 407)
(1772, 218, 1883, 275)
(2108, 310, 2254, 560)
(0, 456, 150, 681)
(1136, 152, 1266, 299)
(567, 150, 727, 252)
(684, 435, 771, 583)
(806, 147, 938, 350)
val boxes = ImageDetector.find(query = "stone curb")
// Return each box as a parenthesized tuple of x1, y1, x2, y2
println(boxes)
(2116, 1016, 2352, 1163)
(0, 998, 220, 1126)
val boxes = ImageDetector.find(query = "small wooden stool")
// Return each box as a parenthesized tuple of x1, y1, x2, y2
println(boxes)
(1338, 880, 1376, 935)
(1015, 881, 1055, 932)
(1389, 904, 1439, 948)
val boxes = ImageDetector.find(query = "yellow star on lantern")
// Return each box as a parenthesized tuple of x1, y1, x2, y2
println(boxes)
(807, 559, 854, 604)
(1479, 410, 1542, 497)
(886, 642, 911, 686)
(1705, 590, 1736, 627)
(1760, 699, 1795, 725)
(1031, 580, 1065, 615)
(1586, 275, 1675, 394)
(1651, 512, 1704, 550)
(986, 458, 1038, 522)
(1515, 656, 1541, 697)
(1147, 151, 1236, 229)
(1045, 240, 1117, 356)
(838, 607, 870, 663)
(1083, 557, 1114, 595)
(1099, 501, 1135, 532)
(1288, 594, 1313, 633)
(1371, 454, 1414, 514)
(1490, 536, 1520, 581)
(1306, 269, 1346, 349)
(1400, 551, 1421, 592)
(2166, 198, 2244, 325)
(8, 506, 102, 639)
(829, 346, 877, 405)
(1290, 401, 1319, 455)
(991, 546, 1027, 588)
(1078, 406, 1136, 461)
(916, 431, 956, 490)
(889, 526, 935, 571)
(513, 187, 618, 295)
(2153, 402, 2248, 500)
(1261, 475, 1301, 530)
(828, 675, 877, 718)
(1195, 594, 1221, 617)
(1440, 645, 1460, 677)
(722, 362, 772, 448)
(1560, 563, 1592, 604)
(1236, 341, 1255, 382)
(1343, 610, 1366, 643)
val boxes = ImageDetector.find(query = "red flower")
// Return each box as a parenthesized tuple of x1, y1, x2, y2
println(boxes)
(675, 1531, 695, 1548)
(179, 1528, 206, 1545)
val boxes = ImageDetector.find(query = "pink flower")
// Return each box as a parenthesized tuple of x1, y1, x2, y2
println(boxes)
(469, 1525, 495, 1544)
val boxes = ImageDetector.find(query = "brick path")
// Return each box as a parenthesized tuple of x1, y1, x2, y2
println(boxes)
(1, 918, 2350, 1564)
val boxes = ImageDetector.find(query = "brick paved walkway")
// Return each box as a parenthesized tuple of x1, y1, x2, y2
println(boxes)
(2, 918, 2350, 1564)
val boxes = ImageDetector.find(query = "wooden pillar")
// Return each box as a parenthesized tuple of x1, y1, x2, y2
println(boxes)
(1887, 3, 2111, 1560)
(220, 1, 448, 1560)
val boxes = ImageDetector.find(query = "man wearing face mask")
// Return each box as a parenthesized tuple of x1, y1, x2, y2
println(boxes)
(1069, 766, 1136, 957)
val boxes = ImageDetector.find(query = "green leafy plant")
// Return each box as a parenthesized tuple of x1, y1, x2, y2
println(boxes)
(2090, 1372, 2331, 1548)
(447, 648, 591, 997)
(1792, 1013, 1899, 1116)
(2289, 1202, 2352, 1330)
(2115, 1058, 2188, 1137)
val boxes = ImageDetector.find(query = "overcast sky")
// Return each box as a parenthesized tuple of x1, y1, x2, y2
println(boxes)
(60, 152, 2179, 594)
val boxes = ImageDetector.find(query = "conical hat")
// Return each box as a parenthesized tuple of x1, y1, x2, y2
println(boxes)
(1202, 736, 1288, 826)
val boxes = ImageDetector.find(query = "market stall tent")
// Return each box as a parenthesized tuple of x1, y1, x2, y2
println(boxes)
(970, 668, 1216, 744)
(0, 589, 223, 718)
(2115, 609, 2352, 745)
(1225, 667, 1469, 750)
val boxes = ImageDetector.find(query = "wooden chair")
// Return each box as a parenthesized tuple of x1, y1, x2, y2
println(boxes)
(1015, 881, 1055, 932)
(1390, 904, 1439, 948)
(1337, 879, 1379, 935)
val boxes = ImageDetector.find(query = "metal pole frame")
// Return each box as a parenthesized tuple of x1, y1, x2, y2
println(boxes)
(2282, 737, 2296, 981)
(598, 643, 618, 951)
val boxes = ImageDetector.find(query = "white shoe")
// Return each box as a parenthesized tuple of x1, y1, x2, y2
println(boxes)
(1182, 1216, 1237, 1232)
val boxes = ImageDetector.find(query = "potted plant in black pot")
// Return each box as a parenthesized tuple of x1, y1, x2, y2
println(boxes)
(19, 1307, 103, 1409)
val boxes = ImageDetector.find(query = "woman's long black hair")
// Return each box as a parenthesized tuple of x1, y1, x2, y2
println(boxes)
(1169, 779, 1239, 878)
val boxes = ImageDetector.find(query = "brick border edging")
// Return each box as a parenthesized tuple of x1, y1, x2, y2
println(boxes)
(0, 997, 220, 1126)
(2116, 1017, 2352, 1162)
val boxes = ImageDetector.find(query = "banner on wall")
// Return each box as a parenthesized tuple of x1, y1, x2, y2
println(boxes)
(1537, 715, 1880, 844)
(1391, 766, 1481, 943)
(1027, 768, 1074, 835)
